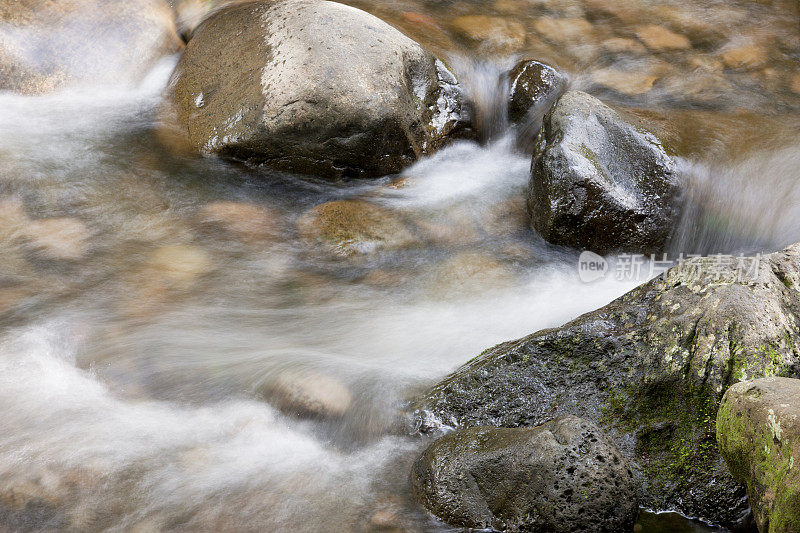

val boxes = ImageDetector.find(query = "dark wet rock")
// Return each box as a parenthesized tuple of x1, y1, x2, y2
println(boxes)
(507, 60, 567, 126)
(166, 0, 472, 180)
(0, 0, 181, 94)
(528, 91, 682, 255)
(410, 416, 638, 532)
(717, 377, 800, 533)
(411, 243, 800, 527)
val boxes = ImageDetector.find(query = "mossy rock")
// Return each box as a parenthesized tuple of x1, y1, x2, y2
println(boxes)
(411, 243, 800, 527)
(718, 377, 800, 533)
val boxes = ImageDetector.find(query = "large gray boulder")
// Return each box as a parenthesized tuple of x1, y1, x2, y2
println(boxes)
(717, 377, 800, 533)
(165, 0, 472, 180)
(528, 91, 682, 255)
(0, 0, 182, 94)
(411, 243, 800, 527)
(410, 416, 639, 532)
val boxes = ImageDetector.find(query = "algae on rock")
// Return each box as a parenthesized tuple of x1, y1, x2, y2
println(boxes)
(411, 244, 800, 526)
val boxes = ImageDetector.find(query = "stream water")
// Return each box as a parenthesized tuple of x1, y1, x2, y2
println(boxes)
(1, 0, 799, 531)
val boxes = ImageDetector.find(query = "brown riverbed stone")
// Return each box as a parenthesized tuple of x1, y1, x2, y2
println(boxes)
(24, 217, 90, 261)
(260, 368, 353, 419)
(198, 201, 281, 243)
(0, 196, 28, 240)
(791, 73, 800, 94)
(450, 15, 526, 53)
(592, 68, 658, 96)
(532, 17, 594, 44)
(428, 252, 513, 297)
(635, 24, 691, 51)
(297, 200, 418, 256)
(145, 244, 213, 286)
(602, 37, 647, 55)
(720, 43, 768, 69)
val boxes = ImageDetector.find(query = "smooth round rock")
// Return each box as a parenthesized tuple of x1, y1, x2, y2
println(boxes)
(166, 0, 471, 180)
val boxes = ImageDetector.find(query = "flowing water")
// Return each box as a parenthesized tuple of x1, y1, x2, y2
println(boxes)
(1, 0, 799, 531)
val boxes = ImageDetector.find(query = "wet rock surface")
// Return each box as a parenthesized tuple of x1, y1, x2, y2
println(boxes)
(410, 415, 639, 532)
(507, 59, 567, 126)
(411, 244, 800, 526)
(171, 0, 237, 40)
(166, 0, 472, 180)
(717, 377, 800, 533)
(0, 0, 181, 94)
(528, 90, 682, 255)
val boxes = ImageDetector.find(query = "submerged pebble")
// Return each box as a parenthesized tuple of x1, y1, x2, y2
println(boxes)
(297, 200, 418, 256)
(450, 15, 527, 53)
(635, 24, 692, 51)
(24, 218, 90, 261)
(197, 201, 282, 243)
(260, 368, 353, 419)
(145, 244, 213, 286)
(428, 252, 514, 297)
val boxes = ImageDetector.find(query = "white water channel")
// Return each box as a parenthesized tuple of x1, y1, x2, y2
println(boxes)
(0, 48, 799, 532)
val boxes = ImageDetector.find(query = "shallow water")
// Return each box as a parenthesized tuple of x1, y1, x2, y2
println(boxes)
(0, 0, 799, 531)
